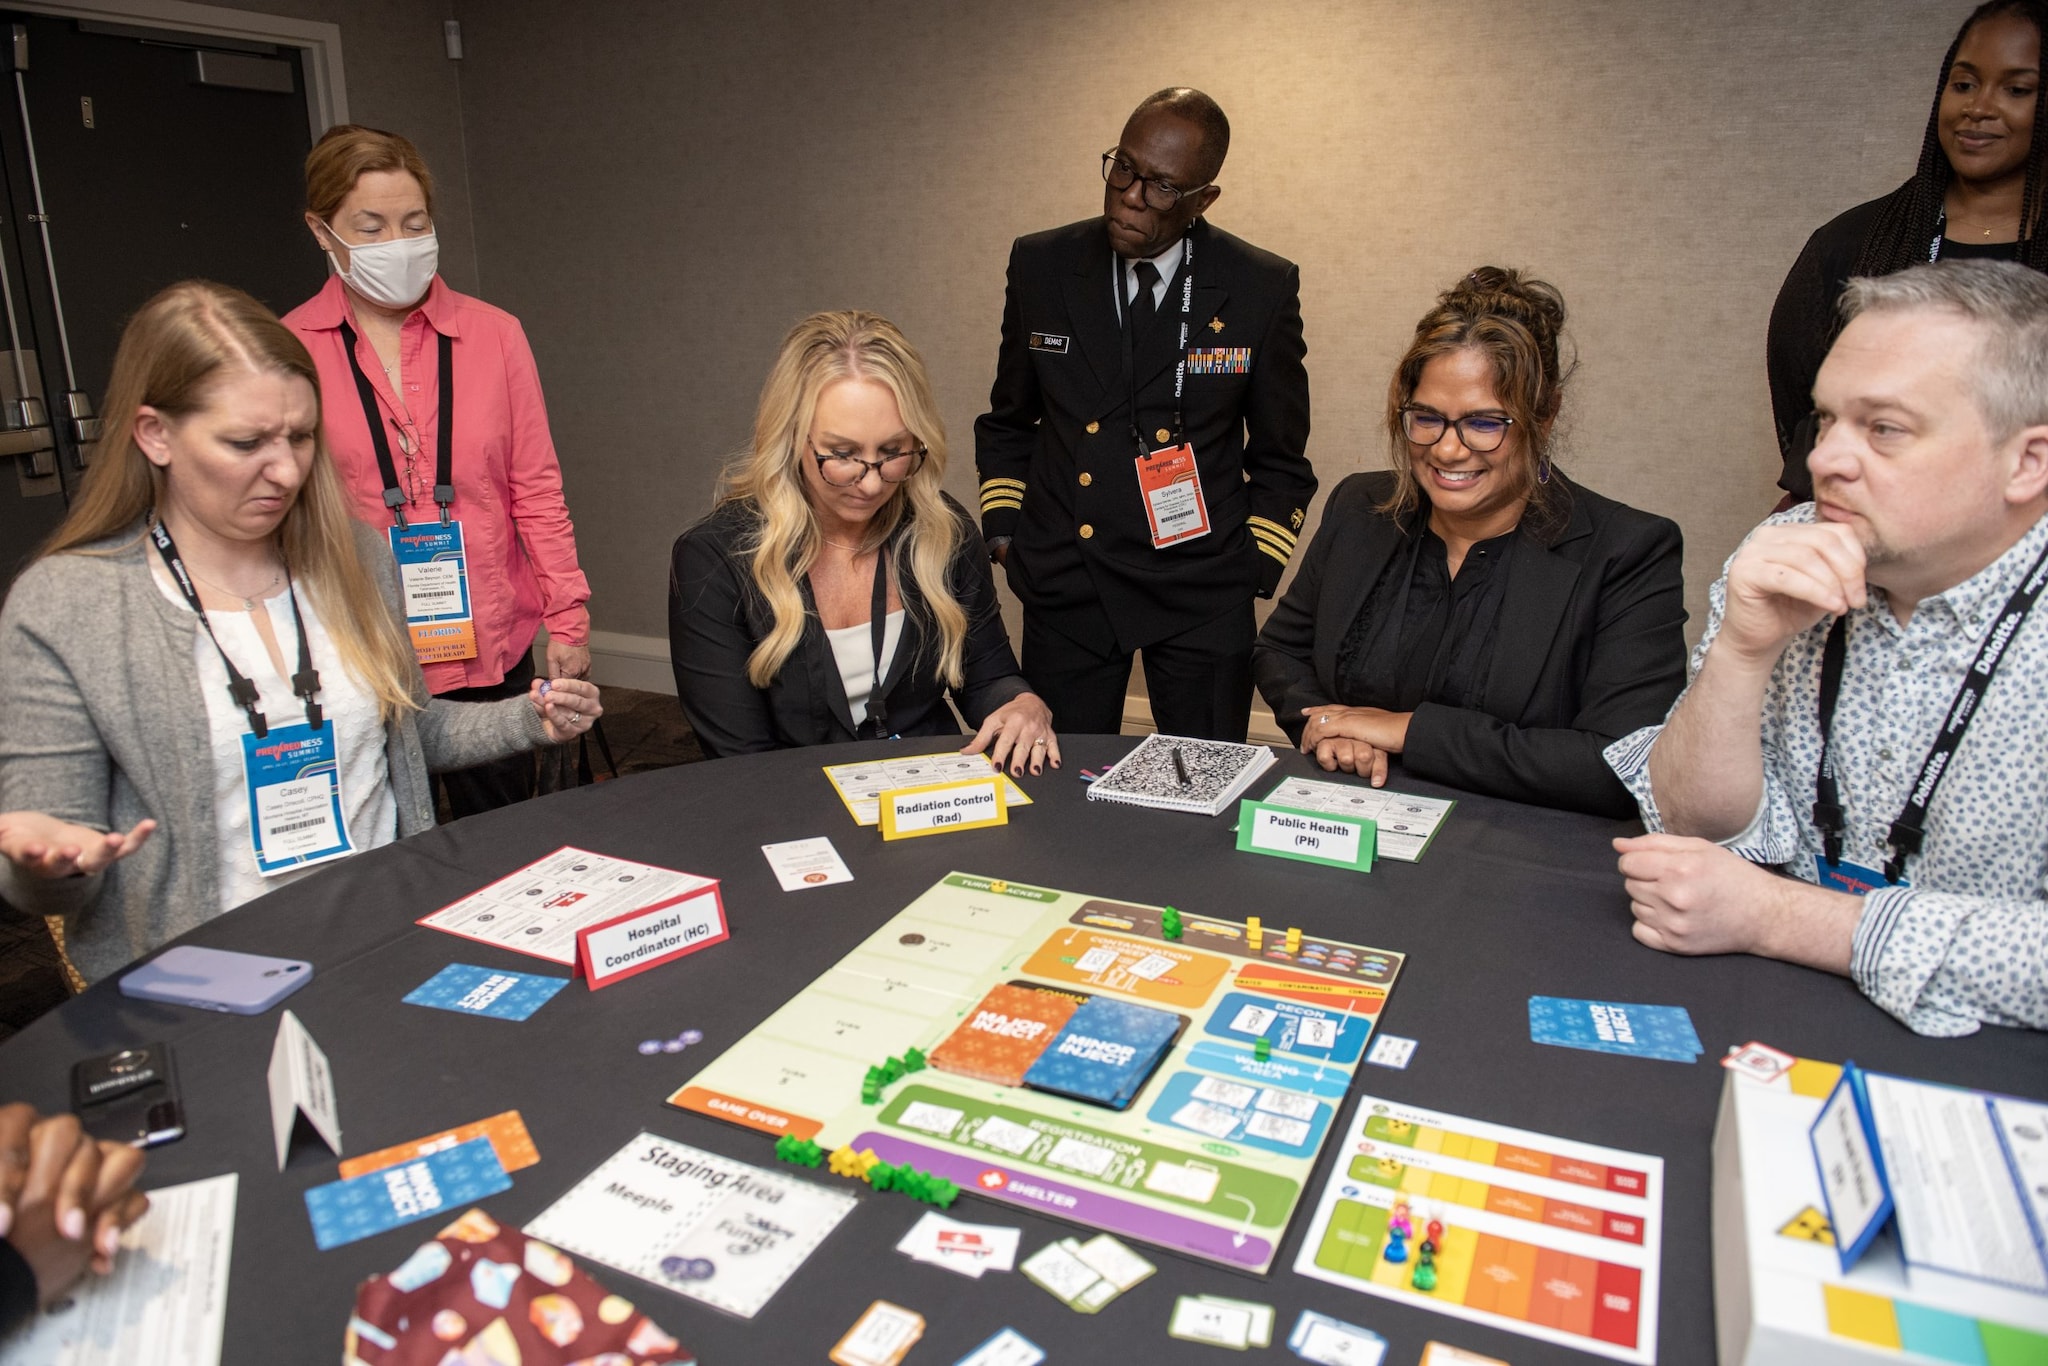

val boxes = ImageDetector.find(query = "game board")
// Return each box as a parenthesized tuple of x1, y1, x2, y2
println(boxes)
(1294, 1096, 1665, 1364)
(669, 872, 1404, 1273)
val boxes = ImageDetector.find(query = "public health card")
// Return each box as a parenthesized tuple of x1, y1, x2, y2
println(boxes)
(1529, 996, 1702, 1062)
(524, 1131, 856, 1318)
(1258, 775, 1454, 861)
(303, 1137, 510, 1251)
(402, 963, 568, 1020)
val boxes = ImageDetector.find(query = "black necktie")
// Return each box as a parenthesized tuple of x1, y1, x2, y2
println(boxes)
(1128, 259, 1161, 337)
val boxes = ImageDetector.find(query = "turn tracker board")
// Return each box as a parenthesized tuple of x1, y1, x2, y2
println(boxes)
(669, 872, 1404, 1272)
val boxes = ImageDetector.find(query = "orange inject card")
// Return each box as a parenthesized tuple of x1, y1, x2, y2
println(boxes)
(928, 984, 1079, 1086)
(338, 1109, 539, 1179)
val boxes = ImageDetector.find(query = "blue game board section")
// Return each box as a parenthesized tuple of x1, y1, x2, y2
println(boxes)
(1200, 991, 1371, 1064)
(1022, 997, 1179, 1109)
(403, 963, 568, 1021)
(303, 1137, 511, 1250)
(1182, 1042, 1352, 1098)
(1146, 1070, 1332, 1157)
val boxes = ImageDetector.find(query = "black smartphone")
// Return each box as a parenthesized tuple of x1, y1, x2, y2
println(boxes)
(71, 1043, 185, 1148)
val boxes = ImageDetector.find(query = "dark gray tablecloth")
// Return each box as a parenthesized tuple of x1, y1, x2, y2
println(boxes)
(3, 736, 2043, 1364)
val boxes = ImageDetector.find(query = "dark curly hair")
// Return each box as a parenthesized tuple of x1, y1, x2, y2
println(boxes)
(1379, 266, 1577, 536)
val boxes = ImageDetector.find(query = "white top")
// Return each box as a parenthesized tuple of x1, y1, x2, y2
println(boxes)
(153, 567, 397, 910)
(1112, 236, 1184, 319)
(825, 609, 904, 729)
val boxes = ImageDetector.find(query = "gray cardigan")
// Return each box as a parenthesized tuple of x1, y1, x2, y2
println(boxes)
(0, 522, 551, 982)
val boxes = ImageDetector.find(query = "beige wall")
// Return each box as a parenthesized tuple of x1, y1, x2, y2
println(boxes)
(429, 1, 1967, 666)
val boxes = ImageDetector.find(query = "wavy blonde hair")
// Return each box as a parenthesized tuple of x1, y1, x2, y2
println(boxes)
(718, 311, 966, 690)
(41, 280, 421, 721)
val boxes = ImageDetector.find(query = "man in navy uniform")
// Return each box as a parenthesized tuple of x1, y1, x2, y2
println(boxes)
(976, 87, 1314, 742)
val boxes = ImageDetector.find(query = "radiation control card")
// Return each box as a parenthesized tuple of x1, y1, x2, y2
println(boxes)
(670, 873, 1404, 1273)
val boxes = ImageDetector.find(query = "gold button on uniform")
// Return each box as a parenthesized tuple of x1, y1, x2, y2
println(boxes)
(1085, 421, 1100, 435)
(1079, 472, 1093, 487)
(1079, 524, 1094, 539)
(1155, 427, 1172, 444)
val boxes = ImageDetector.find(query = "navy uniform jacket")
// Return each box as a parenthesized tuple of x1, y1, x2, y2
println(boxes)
(974, 216, 1315, 654)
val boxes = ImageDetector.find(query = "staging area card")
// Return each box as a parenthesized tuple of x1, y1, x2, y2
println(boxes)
(524, 1131, 856, 1318)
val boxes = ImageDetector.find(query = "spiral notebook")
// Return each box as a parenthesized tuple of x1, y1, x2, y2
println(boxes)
(1086, 733, 1277, 817)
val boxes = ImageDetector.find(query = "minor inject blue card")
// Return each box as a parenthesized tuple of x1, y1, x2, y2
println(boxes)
(403, 963, 568, 1021)
(1529, 996, 1702, 1062)
(1024, 997, 1180, 1108)
(303, 1136, 510, 1250)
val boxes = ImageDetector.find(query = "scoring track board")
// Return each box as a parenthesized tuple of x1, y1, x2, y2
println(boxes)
(670, 872, 1404, 1272)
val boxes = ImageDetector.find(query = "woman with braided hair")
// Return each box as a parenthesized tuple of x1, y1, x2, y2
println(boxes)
(1252, 267, 1687, 817)
(1768, 1, 2043, 502)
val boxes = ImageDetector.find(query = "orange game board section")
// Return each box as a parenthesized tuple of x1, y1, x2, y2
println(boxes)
(1350, 1150, 1647, 1246)
(1364, 1113, 1650, 1198)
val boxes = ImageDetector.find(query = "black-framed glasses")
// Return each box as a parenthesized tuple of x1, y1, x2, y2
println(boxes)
(809, 439, 927, 487)
(1101, 151, 1210, 211)
(1400, 407, 1516, 454)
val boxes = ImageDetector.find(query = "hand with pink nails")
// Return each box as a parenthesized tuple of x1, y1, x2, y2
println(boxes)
(0, 1103, 150, 1328)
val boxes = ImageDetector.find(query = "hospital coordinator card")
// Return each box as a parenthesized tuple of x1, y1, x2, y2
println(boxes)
(417, 847, 716, 966)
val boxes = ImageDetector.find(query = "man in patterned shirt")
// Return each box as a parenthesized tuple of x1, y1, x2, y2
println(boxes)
(1604, 260, 2048, 1037)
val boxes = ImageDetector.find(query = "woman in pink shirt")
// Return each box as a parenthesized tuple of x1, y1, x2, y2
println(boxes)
(283, 125, 591, 818)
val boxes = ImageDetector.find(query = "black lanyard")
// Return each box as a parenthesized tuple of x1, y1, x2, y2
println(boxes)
(1813, 538, 2048, 882)
(862, 544, 892, 739)
(149, 515, 323, 739)
(337, 320, 454, 528)
(1930, 212, 1946, 263)
(1122, 229, 1195, 458)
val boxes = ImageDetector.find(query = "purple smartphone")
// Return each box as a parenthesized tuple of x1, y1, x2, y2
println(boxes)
(118, 945, 312, 1014)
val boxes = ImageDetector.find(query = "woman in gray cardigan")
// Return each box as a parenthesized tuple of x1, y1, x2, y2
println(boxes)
(0, 282, 602, 983)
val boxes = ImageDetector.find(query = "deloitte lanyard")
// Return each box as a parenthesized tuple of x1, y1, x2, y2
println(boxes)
(149, 516, 322, 738)
(1123, 229, 1195, 458)
(338, 320, 454, 527)
(1813, 538, 2048, 883)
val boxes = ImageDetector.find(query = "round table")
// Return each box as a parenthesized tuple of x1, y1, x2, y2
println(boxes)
(4, 737, 2043, 1364)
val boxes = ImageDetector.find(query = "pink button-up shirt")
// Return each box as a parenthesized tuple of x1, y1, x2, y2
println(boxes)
(285, 275, 591, 693)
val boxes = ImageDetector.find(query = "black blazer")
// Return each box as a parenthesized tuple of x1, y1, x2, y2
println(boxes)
(973, 216, 1316, 653)
(668, 497, 1030, 757)
(1252, 472, 1687, 817)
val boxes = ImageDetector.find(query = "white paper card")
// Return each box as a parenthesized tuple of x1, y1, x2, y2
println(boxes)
(1293, 1314, 1389, 1366)
(524, 1131, 856, 1317)
(761, 837, 854, 891)
(955, 1327, 1045, 1366)
(1169, 1295, 1253, 1348)
(1366, 1033, 1417, 1069)
(1074, 1233, 1155, 1290)
(1, 1174, 237, 1366)
(267, 1009, 341, 1170)
(418, 846, 717, 965)
(1258, 776, 1454, 860)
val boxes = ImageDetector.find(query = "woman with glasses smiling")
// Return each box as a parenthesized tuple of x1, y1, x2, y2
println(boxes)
(1252, 268, 1686, 817)
(668, 311, 1058, 770)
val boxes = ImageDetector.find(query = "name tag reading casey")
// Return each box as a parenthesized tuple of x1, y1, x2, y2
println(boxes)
(574, 878, 728, 990)
(879, 776, 1009, 841)
(242, 722, 356, 877)
(1235, 799, 1374, 872)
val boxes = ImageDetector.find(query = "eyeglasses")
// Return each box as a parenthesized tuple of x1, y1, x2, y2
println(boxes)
(1400, 407, 1516, 454)
(1101, 151, 1210, 211)
(809, 439, 928, 487)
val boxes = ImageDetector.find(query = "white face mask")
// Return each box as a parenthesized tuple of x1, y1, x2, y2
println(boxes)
(325, 224, 438, 310)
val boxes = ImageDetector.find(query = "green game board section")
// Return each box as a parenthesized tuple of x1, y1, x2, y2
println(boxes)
(1362, 1113, 1421, 1147)
(1347, 1152, 1409, 1188)
(1314, 1198, 1391, 1280)
(943, 873, 1060, 903)
(1980, 1321, 2048, 1365)
(880, 1085, 1299, 1222)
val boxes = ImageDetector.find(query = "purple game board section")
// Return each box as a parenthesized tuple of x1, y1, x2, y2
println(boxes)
(854, 1130, 1275, 1271)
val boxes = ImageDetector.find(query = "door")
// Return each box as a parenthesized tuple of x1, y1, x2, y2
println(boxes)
(0, 11, 323, 590)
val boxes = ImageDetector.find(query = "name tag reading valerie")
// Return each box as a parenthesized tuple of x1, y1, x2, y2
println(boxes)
(878, 776, 1008, 841)
(1235, 799, 1374, 872)
(242, 723, 356, 876)
(574, 878, 728, 990)
(388, 521, 479, 663)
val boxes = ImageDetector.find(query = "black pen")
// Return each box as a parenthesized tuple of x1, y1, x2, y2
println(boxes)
(1172, 745, 1191, 788)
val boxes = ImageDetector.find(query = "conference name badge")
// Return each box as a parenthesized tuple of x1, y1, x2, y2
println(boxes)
(574, 878, 728, 990)
(1135, 443, 1211, 549)
(388, 521, 479, 664)
(242, 722, 355, 877)
(878, 776, 1008, 841)
(1235, 799, 1375, 872)
(1814, 856, 1907, 897)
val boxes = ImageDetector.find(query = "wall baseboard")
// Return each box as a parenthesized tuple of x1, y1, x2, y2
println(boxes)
(589, 629, 1289, 747)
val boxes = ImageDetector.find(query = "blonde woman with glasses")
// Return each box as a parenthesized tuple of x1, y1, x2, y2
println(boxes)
(669, 310, 1058, 772)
